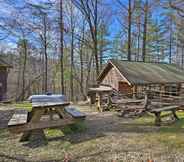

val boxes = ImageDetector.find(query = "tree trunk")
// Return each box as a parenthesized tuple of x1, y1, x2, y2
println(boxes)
(94, 0, 99, 77)
(127, 0, 132, 61)
(60, 0, 65, 94)
(86, 53, 93, 94)
(43, 14, 48, 93)
(79, 22, 86, 100)
(16, 56, 21, 101)
(182, 45, 184, 68)
(70, 2, 74, 101)
(137, 16, 141, 61)
(21, 39, 28, 100)
(142, 0, 148, 62)
(169, 17, 172, 64)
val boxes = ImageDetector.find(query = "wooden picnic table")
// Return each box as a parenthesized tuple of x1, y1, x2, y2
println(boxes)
(21, 101, 71, 142)
(8, 100, 86, 143)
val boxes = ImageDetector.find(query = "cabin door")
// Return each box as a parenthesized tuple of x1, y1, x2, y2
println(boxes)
(118, 82, 132, 95)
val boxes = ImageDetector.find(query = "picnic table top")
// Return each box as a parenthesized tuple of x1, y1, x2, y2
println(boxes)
(28, 94, 70, 109)
(32, 102, 70, 109)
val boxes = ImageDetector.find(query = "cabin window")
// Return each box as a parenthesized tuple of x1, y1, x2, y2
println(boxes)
(0, 83, 2, 87)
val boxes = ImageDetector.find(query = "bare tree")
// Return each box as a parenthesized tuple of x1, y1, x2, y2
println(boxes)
(116, 0, 133, 61)
(169, 0, 184, 17)
(69, 1, 75, 101)
(43, 13, 48, 93)
(59, 0, 65, 94)
(127, 0, 132, 61)
(72, 0, 99, 77)
(142, 0, 148, 62)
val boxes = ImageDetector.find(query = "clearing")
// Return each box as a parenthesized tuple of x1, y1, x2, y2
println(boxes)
(0, 103, 184, 162)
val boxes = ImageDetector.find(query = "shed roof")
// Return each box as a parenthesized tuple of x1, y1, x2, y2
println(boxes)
(0, 58, 12, 68)
(97, 59, 184, 85)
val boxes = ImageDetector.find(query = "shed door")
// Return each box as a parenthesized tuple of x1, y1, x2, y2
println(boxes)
(118, 82, 132, 94)
(0, 82, 3, 101)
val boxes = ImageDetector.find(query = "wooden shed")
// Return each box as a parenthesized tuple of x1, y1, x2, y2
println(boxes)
(0, 58, 12, 101)
(97, 59, 184, 97)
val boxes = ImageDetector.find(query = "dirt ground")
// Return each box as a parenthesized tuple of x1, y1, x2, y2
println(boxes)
(0, 104, 184, 162)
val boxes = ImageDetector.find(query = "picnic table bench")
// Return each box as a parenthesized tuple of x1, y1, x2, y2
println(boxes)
(8, 109, 28, 126)
(149, 105, 180, 126)
(8, 95, 86, 143)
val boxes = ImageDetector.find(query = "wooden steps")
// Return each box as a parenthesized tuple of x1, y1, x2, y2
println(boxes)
(8, 110, 28, 126)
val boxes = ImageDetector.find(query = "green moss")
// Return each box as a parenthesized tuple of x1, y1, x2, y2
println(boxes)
(45, 129, 65, 138)
(44, 121, 86, 138)
(135, 111, 184, 126)
(15, 102, 32, 111)
(135, 113, 155, 125)
(135, 111, 184, 150)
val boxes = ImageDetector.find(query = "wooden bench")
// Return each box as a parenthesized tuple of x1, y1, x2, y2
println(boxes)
(149, 105, 179, 126)
(64, 107, 86, 119)
(8, 110, 28, 127)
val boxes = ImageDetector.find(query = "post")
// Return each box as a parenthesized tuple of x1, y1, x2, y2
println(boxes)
(160, 84, 165, 100)
(178, 83, 181, 96)
(132, 85, 137, 99)
(96, 92, 102, 112)
(155, 112, 161, 126)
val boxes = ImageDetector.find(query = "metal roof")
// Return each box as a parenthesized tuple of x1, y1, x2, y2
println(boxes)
(98, 59, 184, 85)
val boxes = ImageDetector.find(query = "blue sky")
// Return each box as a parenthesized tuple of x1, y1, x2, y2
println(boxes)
(0, 0, 166, 50)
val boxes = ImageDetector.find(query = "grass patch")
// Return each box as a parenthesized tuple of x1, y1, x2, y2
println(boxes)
(157, 133, 184, 150)
(135, 113, 155, 125)
(135, 111, 184, 126)
(135, 111, 184, 150)
(45, 121, 86, 138)
(143, 132, 184, 151)
(45, 129, 65, 138)
(15, 102, 32, 111)
(0, 129, 10, 139)
(159, 120, 184, 133)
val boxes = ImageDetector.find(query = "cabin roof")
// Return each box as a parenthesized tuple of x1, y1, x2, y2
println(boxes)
(0, 58, 12, 68)
(97, 59, 184, 85)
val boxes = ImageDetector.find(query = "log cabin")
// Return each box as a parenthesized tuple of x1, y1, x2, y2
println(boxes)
(0, 58, 12, 101)
(97, 59, 184, 97)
